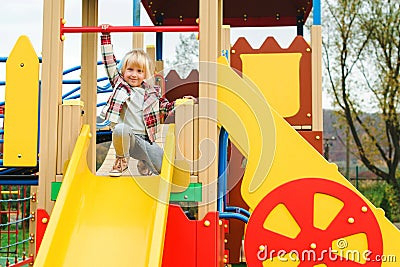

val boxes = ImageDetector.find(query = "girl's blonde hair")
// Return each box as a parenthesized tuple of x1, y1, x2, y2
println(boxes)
(120, 49, 154, 83)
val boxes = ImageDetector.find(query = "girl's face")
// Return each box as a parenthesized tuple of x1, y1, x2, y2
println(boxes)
(123, 65, 145, 87)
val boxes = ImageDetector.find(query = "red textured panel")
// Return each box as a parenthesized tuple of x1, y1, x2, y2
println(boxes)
(230, 36, 312, 126)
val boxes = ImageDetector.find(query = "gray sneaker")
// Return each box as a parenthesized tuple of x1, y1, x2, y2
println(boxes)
(137, 160, 152, 176)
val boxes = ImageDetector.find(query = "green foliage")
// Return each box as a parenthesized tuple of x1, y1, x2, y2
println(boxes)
(0, 229, 30, 261)
(356, 180, 400, 222)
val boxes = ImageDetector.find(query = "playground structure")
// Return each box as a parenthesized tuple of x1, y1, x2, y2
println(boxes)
(1, 0, 400, 267)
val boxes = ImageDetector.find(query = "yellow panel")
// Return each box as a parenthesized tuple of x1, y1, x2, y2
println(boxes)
(3, 36, 39, 166)
(241, 53, 301, 117)
(217, 57, 276, 193)
(332, 233, 368, 264)
(263, 203, 301, 239)
(216, 56, 400, 265)
(313, 193, 344, 230)
(34, 125, 176, 267)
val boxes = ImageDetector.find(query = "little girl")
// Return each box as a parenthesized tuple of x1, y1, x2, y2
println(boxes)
(99, 25, 194, 176)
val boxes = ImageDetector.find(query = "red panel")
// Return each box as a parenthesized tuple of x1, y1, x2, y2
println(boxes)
(162, 206, 225, 267)
(35, 209, 49, 254)
(196, 212, 224, 267)
(162, 205, 196, 266)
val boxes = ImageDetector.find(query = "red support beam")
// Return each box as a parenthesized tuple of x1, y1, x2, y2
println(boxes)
(35, 209, 50, 254)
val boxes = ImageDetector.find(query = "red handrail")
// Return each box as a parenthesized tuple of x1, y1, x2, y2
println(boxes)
(60, 19, 199, 40)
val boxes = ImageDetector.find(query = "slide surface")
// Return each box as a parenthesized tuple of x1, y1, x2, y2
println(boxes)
(34, 125, 175, 267)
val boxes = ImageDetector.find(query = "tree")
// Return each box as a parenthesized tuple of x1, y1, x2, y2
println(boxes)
(166, 33, 199, 78)
(323, 0, 400, 212)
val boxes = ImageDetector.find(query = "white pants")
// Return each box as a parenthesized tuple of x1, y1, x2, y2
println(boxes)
(112, 123, 163, 174)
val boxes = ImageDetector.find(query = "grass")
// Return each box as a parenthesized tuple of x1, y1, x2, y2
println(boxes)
(0, 224, 31, 266)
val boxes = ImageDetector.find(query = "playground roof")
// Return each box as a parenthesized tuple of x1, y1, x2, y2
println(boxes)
(142, 0, 312, 27)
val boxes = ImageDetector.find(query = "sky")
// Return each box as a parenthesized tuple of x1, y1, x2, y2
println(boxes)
(0, 0, 331, 108)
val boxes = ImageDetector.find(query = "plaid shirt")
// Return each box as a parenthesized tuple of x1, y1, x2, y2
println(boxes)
(99, 34, 174, 142)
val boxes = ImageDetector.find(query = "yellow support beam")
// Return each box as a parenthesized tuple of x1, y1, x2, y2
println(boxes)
(80, 0, 98, 172)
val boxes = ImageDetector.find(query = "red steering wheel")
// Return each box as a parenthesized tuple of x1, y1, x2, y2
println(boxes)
(244, 178, 383, 267)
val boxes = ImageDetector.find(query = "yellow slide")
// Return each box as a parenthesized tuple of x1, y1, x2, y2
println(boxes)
(216, 56, 400, 266)
(34, 125, 176, 267)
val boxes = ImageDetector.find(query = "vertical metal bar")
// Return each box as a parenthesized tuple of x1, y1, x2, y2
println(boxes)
(217, 127, 228, 212)
(22, 186, 27, 255)
(313, 0, 321, 25)
(7, 185, 11, 257)
(15, 186, 20, 258)
(156, 32, 163, 61)
(356, 165, 359, 189)
(132, 0, 140, 26)
(296, 14, 304, 36)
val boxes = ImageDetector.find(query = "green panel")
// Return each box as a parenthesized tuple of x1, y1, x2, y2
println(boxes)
(53, 182, 202, 202)
(51, 182, 62, 201)
(170, 183, 202, 202)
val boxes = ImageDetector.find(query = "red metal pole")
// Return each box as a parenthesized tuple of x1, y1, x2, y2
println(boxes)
(60, 19, 199, 40)
(63, 25, 199, 33)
